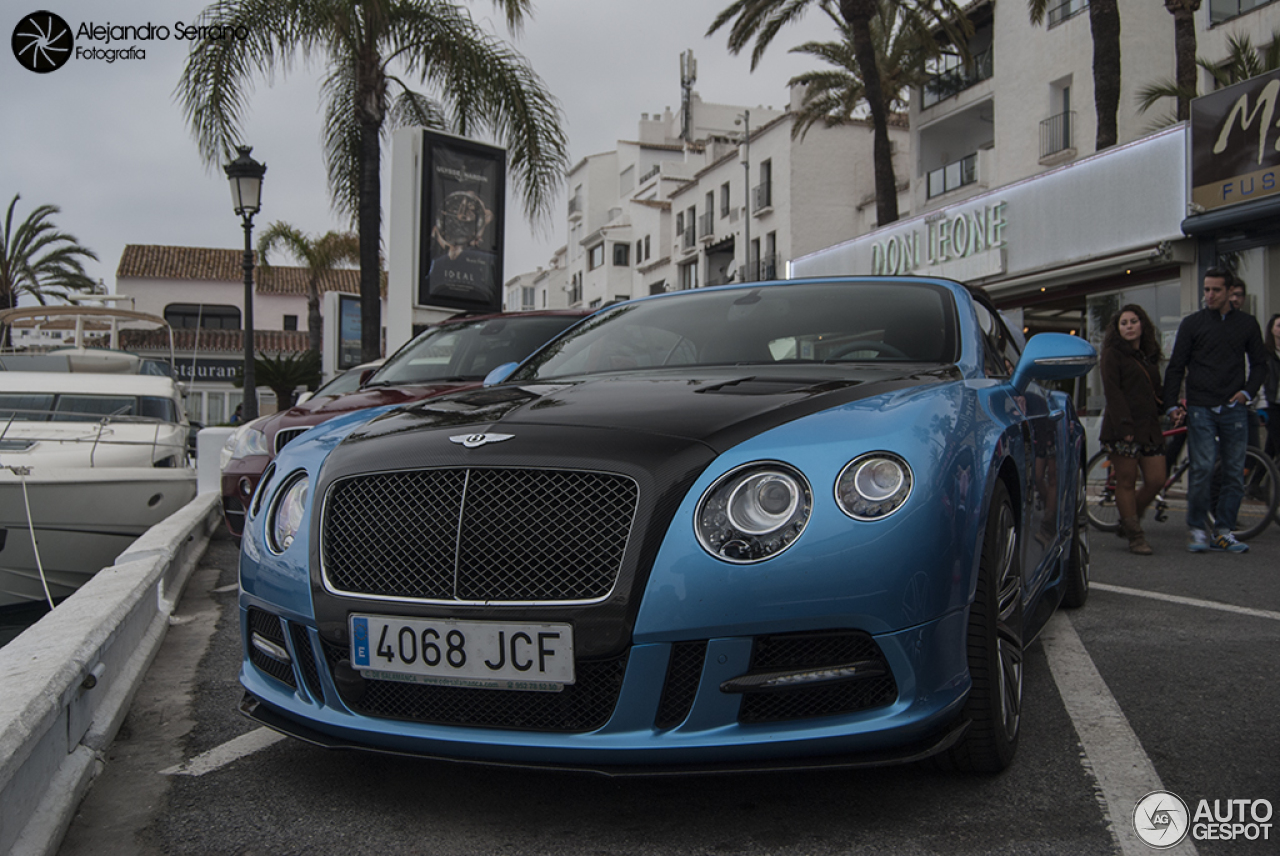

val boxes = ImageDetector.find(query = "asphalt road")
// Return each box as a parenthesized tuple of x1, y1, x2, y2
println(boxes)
(58, 516, 1280, 856)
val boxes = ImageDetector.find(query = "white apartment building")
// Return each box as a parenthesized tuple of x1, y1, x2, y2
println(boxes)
(512, 81, 908, 312)
(794, 0, 1280, 417)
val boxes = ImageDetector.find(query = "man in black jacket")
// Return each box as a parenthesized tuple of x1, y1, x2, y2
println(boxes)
(1163, 268, 1268, 553)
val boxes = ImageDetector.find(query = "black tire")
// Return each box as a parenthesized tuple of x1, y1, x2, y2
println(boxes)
(1233, 446, 1280, 540)
(1061, 466, 1090, 609)
(944, 480, 1023, 773)
(1083, 450, 1120, 533)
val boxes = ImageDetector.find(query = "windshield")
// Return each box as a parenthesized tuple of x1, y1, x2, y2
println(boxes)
(369, 315, 582, 386)
(514, 282, 959, 381)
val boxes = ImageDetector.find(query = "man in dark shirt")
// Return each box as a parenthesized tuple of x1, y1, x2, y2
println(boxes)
(1163, 267, 1267, 553)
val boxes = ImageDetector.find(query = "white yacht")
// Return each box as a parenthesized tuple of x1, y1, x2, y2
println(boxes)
(0, 307, 197, 608)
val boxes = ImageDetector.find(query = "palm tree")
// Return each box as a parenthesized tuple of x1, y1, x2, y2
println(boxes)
(710, 0, 971, 228)
(235, 351, 322, 410)
(257, 224, 360, 358)
(177, 0, 569, 364)
(1027, 0, 1122, 151)
(787, 4, 937, 141)
(0, 193, 99, 311)
(1137, 30, 1280, 126)
(1166, 0, 1202, 122)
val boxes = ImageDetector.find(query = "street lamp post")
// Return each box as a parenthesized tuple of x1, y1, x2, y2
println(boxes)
(224, 145, 266, 421)
(736, 110, 751, 282)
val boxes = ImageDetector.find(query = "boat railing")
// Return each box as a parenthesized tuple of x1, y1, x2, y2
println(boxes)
(0, 406, 186, 468)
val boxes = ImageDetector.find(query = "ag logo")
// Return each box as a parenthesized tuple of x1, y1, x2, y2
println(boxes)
(449, 433, 513, 449)
(12, 10, 73, 73)
(1133, 790, 1190, 849)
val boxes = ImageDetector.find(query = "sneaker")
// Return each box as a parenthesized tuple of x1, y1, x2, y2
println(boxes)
(1187, 529, 1210, 553)
(1210, 529, 1249, 553)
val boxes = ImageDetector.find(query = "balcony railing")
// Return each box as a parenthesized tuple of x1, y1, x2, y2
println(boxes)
(926, 153, 977, 199)
(1040, 110, 1075, 160)
(1047, 0, 1088, 28)
(698, 211, 714, 241)
(759, 255, 778, 281)
(752, 182, 772, 212)
(682, 227, 696, 250)
(568, 195, 583, 219)
(922, 48, 994, 109)
(639, 164, 661, 184)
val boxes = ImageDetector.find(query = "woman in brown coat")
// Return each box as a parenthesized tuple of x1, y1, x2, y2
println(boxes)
(1099, 304, 1166, 554)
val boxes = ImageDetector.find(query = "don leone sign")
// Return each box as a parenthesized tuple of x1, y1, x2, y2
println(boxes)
(1191, 68, 1280, 212)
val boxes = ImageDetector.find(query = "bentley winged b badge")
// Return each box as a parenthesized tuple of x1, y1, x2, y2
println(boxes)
(449, 433, 514, 448)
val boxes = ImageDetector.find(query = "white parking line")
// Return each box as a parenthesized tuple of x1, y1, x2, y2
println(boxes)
(1041, 612, 1199, 856)
(1092, 582, 1280, 621)
(160, 727, 285, 777)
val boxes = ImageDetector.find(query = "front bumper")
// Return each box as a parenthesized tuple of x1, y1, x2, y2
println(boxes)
(238, 605, 971, 772)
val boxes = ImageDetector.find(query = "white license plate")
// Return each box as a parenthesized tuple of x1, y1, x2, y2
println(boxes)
(349, 614, 574, 692)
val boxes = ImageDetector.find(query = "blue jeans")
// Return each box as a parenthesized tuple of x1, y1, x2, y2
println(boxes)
(1185, 404, 1249, 532)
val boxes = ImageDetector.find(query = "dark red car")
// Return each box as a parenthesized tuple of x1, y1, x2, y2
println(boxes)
(219, 309, 590, 535)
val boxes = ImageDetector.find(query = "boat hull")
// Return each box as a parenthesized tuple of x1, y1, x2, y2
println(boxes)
(0, 469, 197, 607)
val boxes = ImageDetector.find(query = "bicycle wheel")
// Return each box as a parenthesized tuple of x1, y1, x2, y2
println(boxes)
(1233, 446, 1280, 540)
(1083, 450, 1121, 532)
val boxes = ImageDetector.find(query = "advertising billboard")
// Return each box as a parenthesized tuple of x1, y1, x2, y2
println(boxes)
(1190, 68, 1280, 212)
(417, 130, 506, 312)
(338, 293, 362, 370)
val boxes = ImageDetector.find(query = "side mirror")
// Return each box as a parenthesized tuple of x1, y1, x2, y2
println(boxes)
(483, 361, 519, 387)
(1009, 333, 1097, 394)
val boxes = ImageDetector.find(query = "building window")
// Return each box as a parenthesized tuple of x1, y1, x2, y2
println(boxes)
(720, 182, 731, 217)
(922, 47, 994, 109)
(926, 153, 978, 198)
(675, 212, 684, 236)
(649, 281, 666, 295)
(636, 239, 643, 262)
(521, 286, 535, 311)
(588, 243, 605, 270)
(1210, 0, 1272, 21)
(762, 232, 777, 280)
(1046, 0, 1088, 28)
(164, 303, 241, 330)
(679, 261, 698, 290)
(589, 297, 602, 309)
(613, 243, 630, 266)
(569, 272, 583, 305)
(283, 315, 298, 331)
(753, 161, 772, 211)
(644, 235, 651, 260)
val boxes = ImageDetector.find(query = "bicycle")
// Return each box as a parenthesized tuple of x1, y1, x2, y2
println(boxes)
(1084, 422, 1280, 539)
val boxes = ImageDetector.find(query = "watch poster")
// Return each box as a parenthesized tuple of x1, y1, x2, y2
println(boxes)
(417, 130, 506, 312)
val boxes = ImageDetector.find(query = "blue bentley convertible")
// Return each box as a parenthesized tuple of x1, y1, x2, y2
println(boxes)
(238, 277, 1096, 773)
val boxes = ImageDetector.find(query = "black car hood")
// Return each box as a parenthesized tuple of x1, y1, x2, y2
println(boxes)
(346, 364, 960, 455)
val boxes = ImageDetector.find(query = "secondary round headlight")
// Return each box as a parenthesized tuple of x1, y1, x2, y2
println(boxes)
(835, 453, 913, 520)
(696, 463, 811, 563)
(267, 473, 309, 553)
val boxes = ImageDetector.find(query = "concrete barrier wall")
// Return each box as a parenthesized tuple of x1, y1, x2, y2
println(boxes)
(0, 491, 222, 856)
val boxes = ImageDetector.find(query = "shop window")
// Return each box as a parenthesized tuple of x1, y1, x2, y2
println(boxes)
(165, 303, 241, 330)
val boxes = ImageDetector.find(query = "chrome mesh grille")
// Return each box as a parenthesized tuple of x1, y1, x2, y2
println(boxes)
(323, 467, 638, 602)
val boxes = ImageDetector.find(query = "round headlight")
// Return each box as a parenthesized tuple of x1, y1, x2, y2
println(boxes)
(267, 473, 309, 553)
(696, 463, 811, 563)
(835, 453, 913, 521)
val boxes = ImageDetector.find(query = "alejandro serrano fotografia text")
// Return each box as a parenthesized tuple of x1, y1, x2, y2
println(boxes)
(76, 21, 250, 44)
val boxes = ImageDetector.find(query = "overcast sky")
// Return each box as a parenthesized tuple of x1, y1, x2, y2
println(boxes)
(2, 0, 837, 296)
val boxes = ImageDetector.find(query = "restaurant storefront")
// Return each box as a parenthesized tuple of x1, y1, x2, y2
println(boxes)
(790, 124, 1197, 417)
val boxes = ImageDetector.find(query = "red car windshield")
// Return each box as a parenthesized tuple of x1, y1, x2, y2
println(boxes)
(364, 315, 582, 386)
